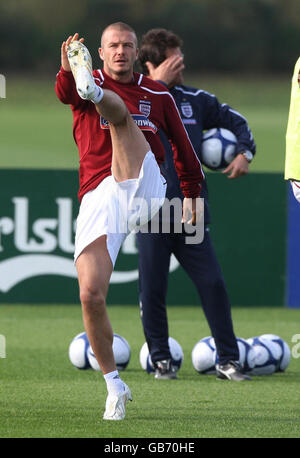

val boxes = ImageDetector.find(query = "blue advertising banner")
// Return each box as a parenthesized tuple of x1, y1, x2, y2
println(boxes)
(286, 183, 300, 308)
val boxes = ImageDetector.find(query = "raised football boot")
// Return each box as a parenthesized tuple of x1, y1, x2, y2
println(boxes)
(67, 40, 102, 102)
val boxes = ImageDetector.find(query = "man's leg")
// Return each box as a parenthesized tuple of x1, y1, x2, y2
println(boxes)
(76, 235, 132, 419)
(67, 38, 150, 182)
(174, 229, 250, 381)
(136, 230, 179, 379)
(136, 231, 172, 362)
(94, 91, 150, 182)
(76, 235, 114, 373)
(173, 229, 239, 364)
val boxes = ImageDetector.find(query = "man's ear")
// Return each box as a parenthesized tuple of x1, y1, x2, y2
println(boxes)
(134, 47, 139, 62)
(99, 47, 104, 61)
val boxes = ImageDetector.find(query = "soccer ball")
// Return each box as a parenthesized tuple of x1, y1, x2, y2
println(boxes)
(247, 336, 281, 375)
(87, 333, 131, 372)
(260, 334, 291, 372)
(139, 341, 155, 373)
(235, 337, 256, 372)
(68, 332, 90, 370)
(200, 128, 238, 170)
(191, 336, 216, 374)
(214, 337, 256, 372)
(139, 337, 184, 373)
(113, 334, 131, 370)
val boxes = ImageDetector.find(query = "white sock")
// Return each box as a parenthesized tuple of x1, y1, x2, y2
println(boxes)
(92, 85, 104, 104)
(104, 370, 125, 395)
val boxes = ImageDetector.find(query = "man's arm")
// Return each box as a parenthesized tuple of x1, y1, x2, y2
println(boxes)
(285, 57, 300, 183)
(146, 57, 255, 181)
(203, 94, 256, 179)
(162, 93, 204, 198)
(144, 57, 204, 199)
(145, 56, 184, 87)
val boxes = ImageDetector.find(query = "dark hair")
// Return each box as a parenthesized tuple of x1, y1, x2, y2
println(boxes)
(138, 28, 183, 75)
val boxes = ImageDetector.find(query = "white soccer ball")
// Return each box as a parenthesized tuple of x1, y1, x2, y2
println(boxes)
(214, 337, 256, 372)
(87, 333, 131, 372)
(201, 127, 238, 170)
(87, 346, 99, 371)
(260, 334, 291, 372)
(236, 337, 256, 372)
(139, 341, 155, 373)
(191, 336, 216, 374)
(139, 337, 184, 373)
(247, 336, 280, 375)
(68, 332, 90, 370)
(112, 334, 131, 370)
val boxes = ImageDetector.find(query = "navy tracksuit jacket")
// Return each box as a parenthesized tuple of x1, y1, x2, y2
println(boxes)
(136, 84, 256, 365)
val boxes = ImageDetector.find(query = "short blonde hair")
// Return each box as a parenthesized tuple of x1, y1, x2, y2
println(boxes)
(101, 22, 137, 47)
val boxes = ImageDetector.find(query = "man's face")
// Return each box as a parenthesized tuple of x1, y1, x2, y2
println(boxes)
(165, 47, 184, 85)
(99, 28, 138, 81)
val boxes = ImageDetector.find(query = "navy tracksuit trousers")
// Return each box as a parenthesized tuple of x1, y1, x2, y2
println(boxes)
(136, 227, 239, 366)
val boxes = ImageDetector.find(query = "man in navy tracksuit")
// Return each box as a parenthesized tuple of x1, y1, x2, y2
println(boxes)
(136, 28, 256, 381)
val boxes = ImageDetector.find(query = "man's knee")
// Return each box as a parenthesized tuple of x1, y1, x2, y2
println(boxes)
(80, 287, 106, 312)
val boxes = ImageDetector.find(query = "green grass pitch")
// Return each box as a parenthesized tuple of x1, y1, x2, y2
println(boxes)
(0, 304, 299, 438)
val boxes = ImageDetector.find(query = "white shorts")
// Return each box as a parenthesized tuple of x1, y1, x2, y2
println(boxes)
(74, 151, 166, 266)
(291, 180, 300, 203)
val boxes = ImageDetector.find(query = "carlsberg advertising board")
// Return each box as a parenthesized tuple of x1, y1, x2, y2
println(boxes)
(0, 169, 180, 304)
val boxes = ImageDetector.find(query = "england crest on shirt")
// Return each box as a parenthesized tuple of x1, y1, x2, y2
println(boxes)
(139, 100, 151, 117)
(181, 102, 193, 118)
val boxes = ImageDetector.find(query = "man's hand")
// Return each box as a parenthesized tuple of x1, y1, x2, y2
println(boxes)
(145, 55, 184, 87)
(182, 197, 204, 225)
(61, 33, 85, 72)
(222, 153, 249, 179)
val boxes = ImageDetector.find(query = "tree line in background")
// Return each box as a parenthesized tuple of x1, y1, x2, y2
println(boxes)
(1, 0, 299, 75)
